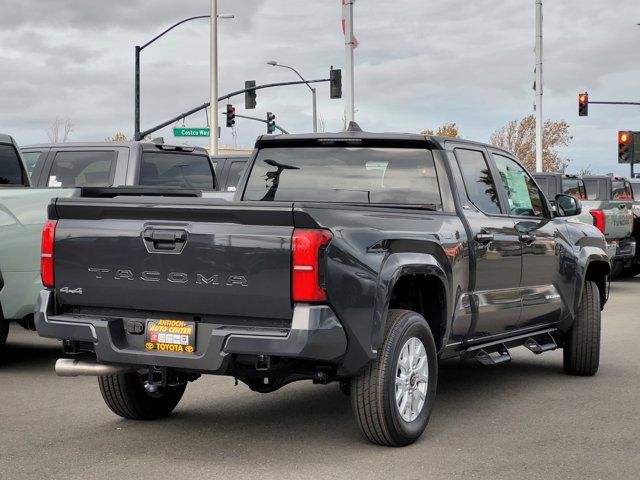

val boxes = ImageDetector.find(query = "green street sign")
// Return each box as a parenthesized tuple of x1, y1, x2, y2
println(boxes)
(173, 127, 210, 137)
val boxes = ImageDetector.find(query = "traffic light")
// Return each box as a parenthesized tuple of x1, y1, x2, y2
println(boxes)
(225, 104, 236, 128)
(245, 80, 257, 109)
(619, 131, 633, 163)
(330, 68, 342, 99)
(578, 93, 589, 116)
(266, 112, 276, 134)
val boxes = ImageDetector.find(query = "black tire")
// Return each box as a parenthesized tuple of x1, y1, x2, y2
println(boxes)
(609, 261, 624, 280)
(622, 262, 640, 278)
(98, 372, 186, 420)
(0, 306, 8, 354)
(351, 309, 438, 447)
(563, 281, 601, 376)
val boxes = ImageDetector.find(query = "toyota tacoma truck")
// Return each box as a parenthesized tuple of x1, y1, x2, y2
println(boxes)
(0, 137, 215, 352)
(36, 131, 610, 446)
(533, 172, 634, 278)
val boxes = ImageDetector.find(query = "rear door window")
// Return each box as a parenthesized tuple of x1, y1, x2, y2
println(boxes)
(243, 147, 442, 207)
(0, 144, 27, 185)
(139, 152, 215, 189)
(48, 151, 116, 187)
(225, 160, 247, 191)
(454, 148, 502, 215)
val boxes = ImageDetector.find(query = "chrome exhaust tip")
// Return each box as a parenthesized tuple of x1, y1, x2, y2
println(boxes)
(55, 358, 137, 377)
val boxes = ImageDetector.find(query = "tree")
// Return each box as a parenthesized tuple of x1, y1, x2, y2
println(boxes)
(421, 122, 460, 138)
(489, 115, 572, 173)
(578, 165, 594, 176)
(105, 132, 129, 142)
(46, 117, 74, 142)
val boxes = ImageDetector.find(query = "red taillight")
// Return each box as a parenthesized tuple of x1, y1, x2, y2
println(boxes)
(292, 229, 332, 302)
(41, 220, 57, 288)
(590, 209, 605, 235)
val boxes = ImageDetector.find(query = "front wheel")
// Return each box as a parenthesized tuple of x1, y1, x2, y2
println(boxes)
(351, 309, 438, 447)
(563, 281, 601, 376)
(98, 372, 186, 420)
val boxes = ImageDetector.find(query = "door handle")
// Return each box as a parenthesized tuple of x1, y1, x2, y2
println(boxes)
(475, 232, 494, 245)
(143, 229, 187, 253)
(519, 234, 536, 244)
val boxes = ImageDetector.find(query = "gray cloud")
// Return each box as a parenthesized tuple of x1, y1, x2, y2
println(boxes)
(0, 0, 638, 174)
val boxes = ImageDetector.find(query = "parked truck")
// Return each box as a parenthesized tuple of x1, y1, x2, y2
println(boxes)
(533, 172, 634, 278)
(0, 138, 215, 352)
(582, 175, 637, 277)
(36, 130, 609, 446)
(210, 154, 249, 192)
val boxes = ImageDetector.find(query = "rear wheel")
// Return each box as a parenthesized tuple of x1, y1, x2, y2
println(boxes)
(563, 281, 601, 376)
(610, 261, 624, 280)
(0, 306, 8, 354)
(622, 262, 640, 278)
(98, 372, 186, 420)
(351, 309, 438, 447)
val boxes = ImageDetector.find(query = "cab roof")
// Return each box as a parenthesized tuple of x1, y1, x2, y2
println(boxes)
(254, 130, 506, 154)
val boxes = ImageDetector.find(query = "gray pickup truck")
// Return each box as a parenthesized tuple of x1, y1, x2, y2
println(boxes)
(36, 130, 609, 446)
(583, 175, 639, 277)
(210, 155, 249, 192)
(533, 172, 634, 277)
(0, 137, 214, 352)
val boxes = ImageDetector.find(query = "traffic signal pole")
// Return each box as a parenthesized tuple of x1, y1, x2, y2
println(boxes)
(579, 96, 640, 177)
(137, 78, 333, 140)
(534, 0, 544, 172)
(210, 0, 219, 155)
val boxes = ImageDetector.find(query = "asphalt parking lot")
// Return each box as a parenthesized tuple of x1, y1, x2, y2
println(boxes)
(1, 277, 639, 480)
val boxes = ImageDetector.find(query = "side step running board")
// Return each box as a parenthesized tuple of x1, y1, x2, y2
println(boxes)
(523, 333, 557, 354)
(472, 344, 511, 366)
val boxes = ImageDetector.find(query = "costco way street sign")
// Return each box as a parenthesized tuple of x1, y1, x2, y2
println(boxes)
(173, 127, 210, 137)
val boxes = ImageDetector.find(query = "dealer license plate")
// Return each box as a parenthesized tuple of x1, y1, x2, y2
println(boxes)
(145, 319, 196, 354)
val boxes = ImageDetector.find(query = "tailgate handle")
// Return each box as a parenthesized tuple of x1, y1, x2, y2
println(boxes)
(143, 229, 187, 253)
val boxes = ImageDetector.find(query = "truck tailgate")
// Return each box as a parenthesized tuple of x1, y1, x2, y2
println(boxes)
(601, 203, 633, 240)
(51, 198, 295, 320)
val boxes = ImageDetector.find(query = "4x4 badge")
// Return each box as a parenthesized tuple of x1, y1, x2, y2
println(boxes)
(59, 287, 83, 295)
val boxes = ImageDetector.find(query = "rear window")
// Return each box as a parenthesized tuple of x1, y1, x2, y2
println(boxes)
(48, 150, 115, 187)
(0, 144, 27, 185)
(612, 180, 632, 200)
(21, 151, 45, 180)
(243, 147, 441, 206)
(139, 152, 215, 190)
(562, 178, 586, 199)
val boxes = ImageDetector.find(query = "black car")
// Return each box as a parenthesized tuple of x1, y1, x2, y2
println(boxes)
(36, 130, 609, 446)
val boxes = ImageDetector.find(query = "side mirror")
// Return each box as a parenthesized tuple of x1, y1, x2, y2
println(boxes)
(555, 194, 582, 217)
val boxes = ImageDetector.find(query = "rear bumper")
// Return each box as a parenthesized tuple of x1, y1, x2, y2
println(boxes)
(35, 290, 347, 373)
(613, 237, 636, 261)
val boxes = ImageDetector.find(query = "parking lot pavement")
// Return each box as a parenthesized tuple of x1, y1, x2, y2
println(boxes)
(1, 278, 639, 480)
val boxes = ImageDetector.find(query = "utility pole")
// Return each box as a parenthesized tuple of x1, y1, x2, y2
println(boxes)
(210, 0, 219, 155)
(534, 0, 543, 172)
(343, 0, 356, 125)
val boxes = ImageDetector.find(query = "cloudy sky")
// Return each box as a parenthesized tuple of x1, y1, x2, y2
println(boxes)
(1, 0, 639, 174)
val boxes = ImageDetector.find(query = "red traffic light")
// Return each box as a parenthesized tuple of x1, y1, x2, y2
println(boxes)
(578, 92, 589, 116)
(619, 132, 630, 144)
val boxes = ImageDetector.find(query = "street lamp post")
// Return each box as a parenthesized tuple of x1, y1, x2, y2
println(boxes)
(267, 61, 318, 133)
(134, 13, 234, 142)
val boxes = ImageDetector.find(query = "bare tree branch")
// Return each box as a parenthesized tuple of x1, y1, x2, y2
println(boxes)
(46, 117, 74, 143)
